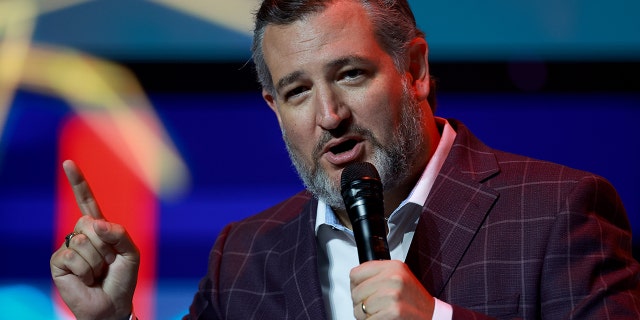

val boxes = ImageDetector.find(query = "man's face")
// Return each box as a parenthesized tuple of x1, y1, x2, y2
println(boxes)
(261, 0, 433, 208)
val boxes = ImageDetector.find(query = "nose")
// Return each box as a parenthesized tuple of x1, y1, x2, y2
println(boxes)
(315, 87, 350, 131)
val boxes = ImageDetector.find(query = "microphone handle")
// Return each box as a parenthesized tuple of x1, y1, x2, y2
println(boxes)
(350, 203, 390, 263)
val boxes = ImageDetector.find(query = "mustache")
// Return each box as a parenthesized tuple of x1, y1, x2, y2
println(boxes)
(312, 125, 378, 160)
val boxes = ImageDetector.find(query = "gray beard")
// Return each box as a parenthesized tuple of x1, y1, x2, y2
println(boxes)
(282, 82, 425, 211)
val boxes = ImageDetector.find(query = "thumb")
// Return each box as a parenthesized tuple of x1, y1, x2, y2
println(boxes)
(93, 219, 139, 261)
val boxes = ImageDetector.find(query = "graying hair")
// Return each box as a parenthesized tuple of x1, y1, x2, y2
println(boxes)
(251, 0, 435, 110)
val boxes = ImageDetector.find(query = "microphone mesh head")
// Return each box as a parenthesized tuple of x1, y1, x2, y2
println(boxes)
(340, 162, 381, 191)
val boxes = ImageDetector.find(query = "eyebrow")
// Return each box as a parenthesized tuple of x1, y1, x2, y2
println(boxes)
(275, 70, 304, 94)
(326, 55, 370, 71)
(274, 55, 372, 94)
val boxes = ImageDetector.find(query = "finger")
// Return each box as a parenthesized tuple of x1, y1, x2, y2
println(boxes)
(350, 260, 405, 309)
(354, 299, 372, 320)
(66, 230, 109, 278)
(74, 216, 117, 263)
(358, 291, 398, 319)
(63, 160, 105, 219)
(93, 219, 139, 260)
(50, 245, 72, 278)
(350, 260, 386, 289)
(51, 246, 99, 286)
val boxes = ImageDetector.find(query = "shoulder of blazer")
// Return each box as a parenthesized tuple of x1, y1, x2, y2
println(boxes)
(243, 190, 315, 225)
(444, 119, 501, 183)
(220, 190, 317, 251)
(445, 119, 598, 184)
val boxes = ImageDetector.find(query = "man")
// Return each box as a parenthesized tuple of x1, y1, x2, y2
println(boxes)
(50, 0, 640, 319)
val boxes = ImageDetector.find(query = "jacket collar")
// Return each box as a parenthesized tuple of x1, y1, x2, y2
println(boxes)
(276, 192, 328, 319)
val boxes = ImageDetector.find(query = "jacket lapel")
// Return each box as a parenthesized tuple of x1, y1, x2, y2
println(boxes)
(406, 120, 500, 297)
(277, 193, 328, 319)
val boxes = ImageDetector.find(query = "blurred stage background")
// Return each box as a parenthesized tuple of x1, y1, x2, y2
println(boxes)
(0, 0, 638, 319)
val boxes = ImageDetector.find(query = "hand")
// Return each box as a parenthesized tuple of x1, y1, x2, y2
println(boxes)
(350, 260, 435, 319)
(50, 160, 140, 320)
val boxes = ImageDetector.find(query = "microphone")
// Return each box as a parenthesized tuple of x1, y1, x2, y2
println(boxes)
(340, 162, 390, 263)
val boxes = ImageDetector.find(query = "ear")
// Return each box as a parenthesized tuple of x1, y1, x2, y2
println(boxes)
(407, 38, 430, 101)
(262, 89, 283, 127)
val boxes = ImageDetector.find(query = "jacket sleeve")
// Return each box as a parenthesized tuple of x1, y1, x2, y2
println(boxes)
(537, 175, 640, 318)
(449, 175, 640, 320)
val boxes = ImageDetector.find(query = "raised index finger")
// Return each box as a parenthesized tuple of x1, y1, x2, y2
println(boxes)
(62, 159, 105, 219)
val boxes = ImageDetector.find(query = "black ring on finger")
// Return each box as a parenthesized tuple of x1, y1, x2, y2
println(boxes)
(65, 231, 80, 248)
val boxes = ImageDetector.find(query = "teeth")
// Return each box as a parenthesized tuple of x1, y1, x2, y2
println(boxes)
(330, 140, 357, 154)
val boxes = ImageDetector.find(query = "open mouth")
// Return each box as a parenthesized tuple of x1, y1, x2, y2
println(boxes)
(329, 139, 358, 155)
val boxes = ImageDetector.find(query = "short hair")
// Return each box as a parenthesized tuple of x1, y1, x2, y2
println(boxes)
(251, 0, 436, 110)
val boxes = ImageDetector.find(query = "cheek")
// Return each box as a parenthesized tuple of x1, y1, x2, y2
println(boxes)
(280, 111, 317, 150)
(357, 92, 402, 136)
(280, 111, 308, 135)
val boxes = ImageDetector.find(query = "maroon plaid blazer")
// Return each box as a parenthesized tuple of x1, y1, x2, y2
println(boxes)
(185, 120, 640, 319)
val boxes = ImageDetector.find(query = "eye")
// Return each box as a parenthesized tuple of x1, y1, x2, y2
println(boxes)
(342, 69, 365, 81)
(283, 86, 309, 102)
